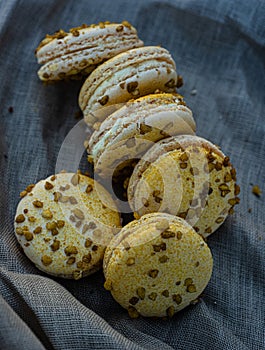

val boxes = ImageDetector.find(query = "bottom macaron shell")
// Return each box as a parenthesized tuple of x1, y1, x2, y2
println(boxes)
(104, 214, 213, 318)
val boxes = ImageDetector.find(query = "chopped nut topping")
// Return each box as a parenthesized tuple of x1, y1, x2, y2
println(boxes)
(187, 284, 197, 293)
(33, 226, 42, 234)
(76, 221, 82, 228)
(51, 228, 59, 236)
(45, 181, 54, 190)
(85, 239, 93, 248)
(165, 79, 176, 88)
(71, 173, 80, 186)
(229, 207, 234, 215)
(64, 245, 78, 255)
(176, 75, 183, 88)
(126, 257, 135, 266)
(24, 231, 33, 241)
(176, 231, 182, 240)
(166, 306, 175, 318)
(128, 306, 139, 319)
(33, 200, 43, 208)
(215, 217, 224, 224)
(82, 253, 92, 264)
(162, 290, 169, 297)
(20, 191, 28, 198)
(223, 156, 230, 166)
(82, 224, 89, 234)
(59, 195, 69, 203)
(234, 184, 240, 196)
(16, 227, 24, 235)
(148, 292, 157, 301)
(228, 197, 240, 206)
(86, 184, 93, 193)
(28, 216, 36, 222)
(159, 255, 169, 263)
(179, 153, 188, 162)
(148, 269, 159, 278)
(15, 214, 25, 223)
(224, 173, 232, 182)
(98, 95, 109, 106)
(116, 25, 124, 32)
(69, 196, 78, 205)
(53, 192, 61, 202)
(127, 81, 138, 93)
(41, 255, 52, 266)
(122, 20, 132, 28)
(205, 227, 212, 234)
(26, 184, 35, 193)
(73, 208, 85, 220)
(42, 209, 53, 219)
(57, 220, 65, 229)
(184, 278, 193, 286)
(129, 297, 139, 305)
(218, 183, 231, 197)
(172, 294, 182, 305)
(231, 168, 237, 181)
(161, 230, 175, 239)
(136, 287, 146, 300)
(51, 240, 60, 251)
(67, 257, 76, 265)
(215, 162, 222, 171)
(46, 221, 57, 231)
(180, 162, 187, 169)
(153, 243, 166, 252)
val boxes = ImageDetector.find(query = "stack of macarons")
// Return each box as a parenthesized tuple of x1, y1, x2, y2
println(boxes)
(14, 20, 240, 319)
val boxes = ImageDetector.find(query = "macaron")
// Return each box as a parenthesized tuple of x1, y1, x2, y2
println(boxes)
(79, 46, 181, 128)
(14, 173, 120, 279)
(103, 213, 213, 318)
(35, 21, 144, 81)
(128, 135, 240, 238)
(88, 93, 196, 179)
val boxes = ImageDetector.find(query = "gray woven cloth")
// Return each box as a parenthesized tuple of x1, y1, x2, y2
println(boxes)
(0, 0, 264, 349)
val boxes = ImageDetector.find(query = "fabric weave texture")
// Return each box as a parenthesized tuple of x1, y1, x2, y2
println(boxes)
(0, 0, 264, 349)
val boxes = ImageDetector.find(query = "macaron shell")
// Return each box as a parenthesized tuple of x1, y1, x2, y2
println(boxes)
(78, 47, 178, 127)
(14, 173, 120, 279)
(104, 214, 213, 318)
(88, 94, 195, 178)
(128, 135, 240, 237)
(36, 22, 144, 81)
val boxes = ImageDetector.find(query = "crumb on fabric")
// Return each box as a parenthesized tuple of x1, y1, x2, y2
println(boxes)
(252, 185, 261, 197)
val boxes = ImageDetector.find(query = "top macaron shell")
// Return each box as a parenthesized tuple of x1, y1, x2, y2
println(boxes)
(88, 93, 196, 178)
(79, 46, 179, 127)
(14, 173, 120, 279)
(35, 22, 144, 81)
(103, 213, 213, 318)
(128, 135, 240, 238)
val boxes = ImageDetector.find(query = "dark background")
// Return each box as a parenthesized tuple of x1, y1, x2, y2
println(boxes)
(0, 0, 264, 349)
